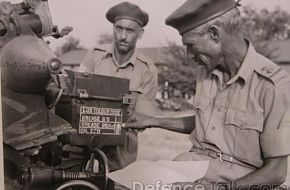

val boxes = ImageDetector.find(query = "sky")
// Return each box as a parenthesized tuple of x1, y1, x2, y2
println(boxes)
(9, 0, 290, 51)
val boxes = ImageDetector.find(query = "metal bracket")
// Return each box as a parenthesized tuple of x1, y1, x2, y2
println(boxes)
(122, 94, 135, 105)
(217, 152, 223, 162)
(77, 89, 89, 98)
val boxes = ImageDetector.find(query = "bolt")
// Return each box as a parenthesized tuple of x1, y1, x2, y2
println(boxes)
(50, 60, 60, 70)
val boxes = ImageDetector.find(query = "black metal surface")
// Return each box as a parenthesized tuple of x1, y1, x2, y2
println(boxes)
(64, 70, 130, 99)
(55, 70, 131, 147)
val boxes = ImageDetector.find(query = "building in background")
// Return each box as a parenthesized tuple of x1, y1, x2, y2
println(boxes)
(58, 49, 88, 71)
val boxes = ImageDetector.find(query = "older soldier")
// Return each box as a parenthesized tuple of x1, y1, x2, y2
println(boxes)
(79, 2, 158, 172)
(126, 0, 290, 189)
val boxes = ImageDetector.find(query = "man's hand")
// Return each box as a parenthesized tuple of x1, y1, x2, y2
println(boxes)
(123, 109, 195, 134)
(123, 112, 156, 130)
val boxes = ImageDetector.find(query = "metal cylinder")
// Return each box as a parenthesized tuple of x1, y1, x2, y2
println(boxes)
(56, 180, 100, 190)
(19, 167, 63, 187)
(0, 35, 62, 94)
(18, 167, 100, 188)
(0, 19, 7, 36)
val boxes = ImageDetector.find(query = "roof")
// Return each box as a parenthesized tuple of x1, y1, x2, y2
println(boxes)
(271, 40, 290, 63)
(138, 47, 174, 64)
(59, 49, 88, 66)
(58, 47, 174, 66)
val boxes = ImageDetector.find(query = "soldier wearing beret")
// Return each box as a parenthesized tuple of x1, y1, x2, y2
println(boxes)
(79, 2, 158, 172)
(126, 0, 290, 189)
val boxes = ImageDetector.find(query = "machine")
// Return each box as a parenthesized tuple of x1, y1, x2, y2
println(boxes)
(0, 0, 133, 189)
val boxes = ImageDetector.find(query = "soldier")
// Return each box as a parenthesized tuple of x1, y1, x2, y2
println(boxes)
(125, 0, 290, 189)
(79, 2, 158, 172)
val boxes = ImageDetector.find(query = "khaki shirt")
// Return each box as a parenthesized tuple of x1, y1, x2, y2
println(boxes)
(79, 45, 158, 171)
(79, 45, 158, 101)
(191, 43, 290, 168)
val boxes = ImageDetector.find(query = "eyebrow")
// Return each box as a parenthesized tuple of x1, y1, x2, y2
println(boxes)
(114, 23, 140, 30)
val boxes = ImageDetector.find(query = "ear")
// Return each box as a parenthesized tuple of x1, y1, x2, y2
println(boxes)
(138, 28, 144, 39)
(208, 25, 220, 43)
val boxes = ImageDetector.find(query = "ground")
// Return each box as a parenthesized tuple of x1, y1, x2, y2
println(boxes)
(137, 128, 290, 186)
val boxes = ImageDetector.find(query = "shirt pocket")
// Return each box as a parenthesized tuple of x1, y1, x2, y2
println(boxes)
(225, 108, 264, 166)
(225, 108, 263, 132)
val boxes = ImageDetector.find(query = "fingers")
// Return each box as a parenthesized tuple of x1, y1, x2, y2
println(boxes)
(121, 122, 130, 128)
(121, 122, 139, 129)
(122, 123, 146, 132)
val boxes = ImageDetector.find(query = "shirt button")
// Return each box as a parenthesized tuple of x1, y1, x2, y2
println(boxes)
(217, 108, 221, 112)
(212, 126, 216, 130)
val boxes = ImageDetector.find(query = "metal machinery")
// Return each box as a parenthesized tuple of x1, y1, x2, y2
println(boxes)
(0, 0, 134, 189)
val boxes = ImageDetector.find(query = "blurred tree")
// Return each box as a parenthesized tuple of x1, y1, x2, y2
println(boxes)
(55, 36, 85, 56)
(241, 6, 290, 59)
(96, 33, 113, 45)
(159, 42, 196, 96)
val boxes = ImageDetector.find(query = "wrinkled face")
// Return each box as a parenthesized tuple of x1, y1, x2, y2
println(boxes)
(182, 29, 221, 72)
(113, 19, 143, 54)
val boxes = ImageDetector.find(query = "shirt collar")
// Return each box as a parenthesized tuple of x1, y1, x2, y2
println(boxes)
(233, 41, 258, 83)
(211, 40, 258, 85)
(104, 44, 137, 68)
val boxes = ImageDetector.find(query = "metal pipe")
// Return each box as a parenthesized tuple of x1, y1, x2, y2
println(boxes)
(55, 180, 100, 190)
(21, 13, 42, 34)
(18, 167, 104, 188)
(0, 20, 7, 36)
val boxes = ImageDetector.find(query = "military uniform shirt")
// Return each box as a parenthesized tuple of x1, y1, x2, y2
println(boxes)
(79, 45, 158, 171)
(191, 42, 290, 169)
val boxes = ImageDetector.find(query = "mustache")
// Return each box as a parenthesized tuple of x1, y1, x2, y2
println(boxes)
(118, 40, 128, 44)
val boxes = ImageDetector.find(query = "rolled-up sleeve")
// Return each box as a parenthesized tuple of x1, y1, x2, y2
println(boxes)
(142, 66, 158, 101)
(260, 81, 290, 158)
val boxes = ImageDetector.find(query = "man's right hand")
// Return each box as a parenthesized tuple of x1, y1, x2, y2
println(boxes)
(123, 112, 156, 130)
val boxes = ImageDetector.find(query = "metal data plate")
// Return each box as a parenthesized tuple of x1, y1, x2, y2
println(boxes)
(78, 106, 123, 135)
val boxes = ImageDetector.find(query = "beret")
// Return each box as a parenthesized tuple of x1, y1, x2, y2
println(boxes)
(165, 0, 241, 34)
(106, 2, 149, 27)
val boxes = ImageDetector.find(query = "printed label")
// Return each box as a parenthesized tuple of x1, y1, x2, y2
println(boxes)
(79, 106, 123, 135)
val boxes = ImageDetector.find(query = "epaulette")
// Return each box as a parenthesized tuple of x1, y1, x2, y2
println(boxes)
(255, 56, 290, 86)
(93, 47, 107, 52)
(137, 52, 158, 72)
(137, 52, 153, 65)
(138, 54, 159, 75)
(93, 44, 111, 52)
